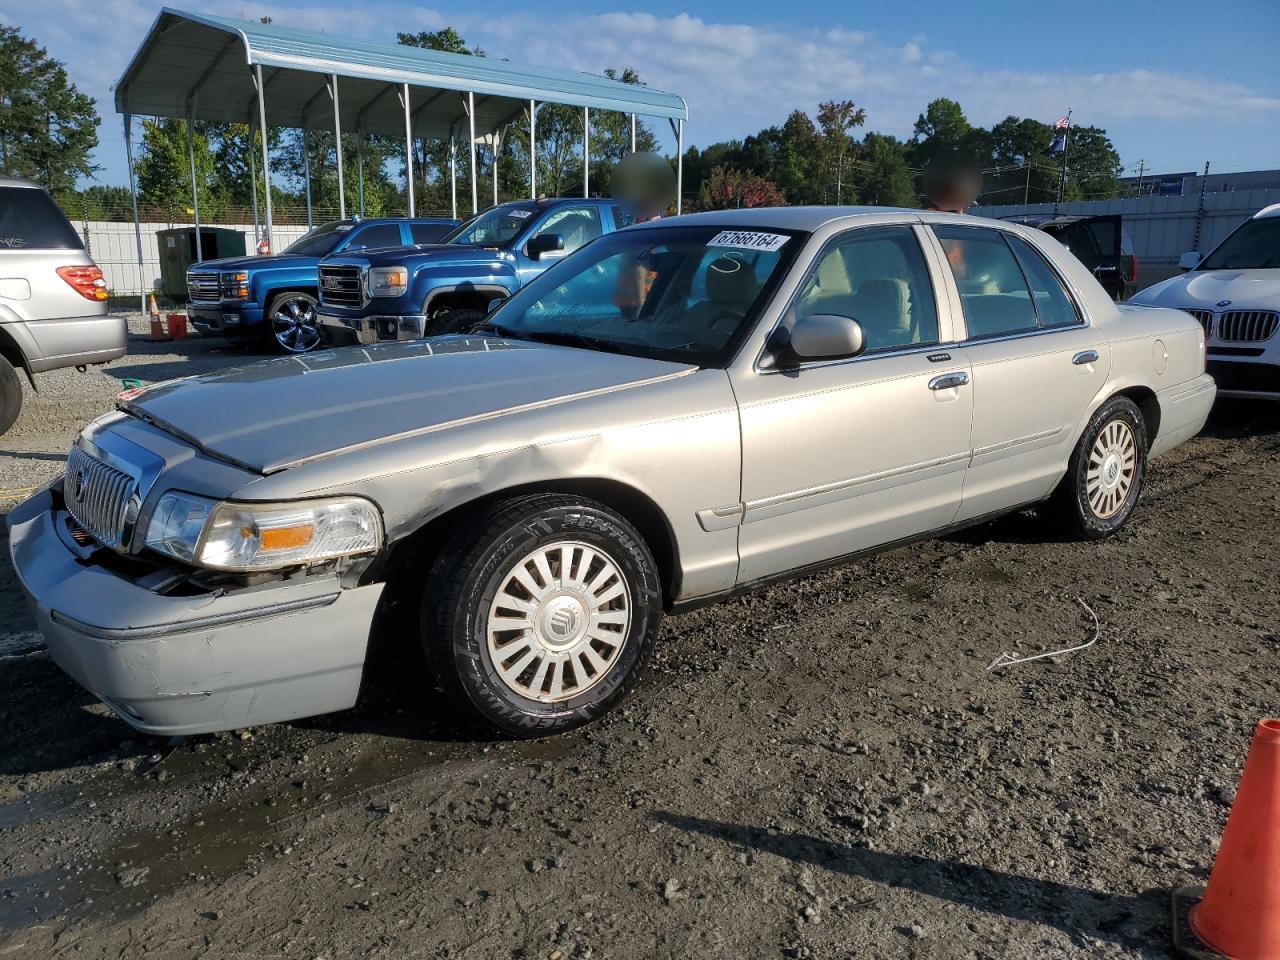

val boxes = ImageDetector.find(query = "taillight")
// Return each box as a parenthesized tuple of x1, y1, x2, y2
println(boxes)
(1129, 254, 1139, 284)
(56, 265, 108, 302)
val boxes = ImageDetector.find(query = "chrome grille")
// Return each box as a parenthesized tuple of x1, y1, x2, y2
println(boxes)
(187, 271, 221, 302)
(318, 264, 366, 307)
(1218, 310, 1278, 343)
(63, 445, 137, 549)
(1184, 309, 1213, 335)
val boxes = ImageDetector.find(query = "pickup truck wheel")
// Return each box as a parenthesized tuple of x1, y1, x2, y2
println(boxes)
(426, 308, 486, 337)
(265, 292, 321, 354)
(1048, 395, 1147, 540)
(422, 494, 663, 736)
(0, 355, 22, 437)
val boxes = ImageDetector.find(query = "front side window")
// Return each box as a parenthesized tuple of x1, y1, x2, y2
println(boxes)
(788, 226, 939, 354)
(530, 206, 603, 256)
(346, 223, 403, 251)
(446, 203, 540, 247)
(486, 225, 802, 366)
(1199, 217, 1280, 270)
(284, 221, 352, 256)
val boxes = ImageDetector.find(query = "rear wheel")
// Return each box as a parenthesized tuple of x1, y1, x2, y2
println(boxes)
(422, 494, 663, 736)
(1049, 395, 1147, 539)
(265, 292, 321, 353)
(0, 355, 22, 437)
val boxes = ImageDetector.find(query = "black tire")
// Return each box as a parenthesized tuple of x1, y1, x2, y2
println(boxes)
(426, 307, 487, 337)
(263, 291, 321, 354)
(422, 494, 663, 736)
(0, 354, 21, 437)
(1048, 395, 1147, 540)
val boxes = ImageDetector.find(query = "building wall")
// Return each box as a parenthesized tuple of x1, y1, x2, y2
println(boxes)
(979, 189, 1280, 290)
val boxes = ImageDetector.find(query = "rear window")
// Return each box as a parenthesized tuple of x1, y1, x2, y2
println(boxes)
(0, 186, 83, 250)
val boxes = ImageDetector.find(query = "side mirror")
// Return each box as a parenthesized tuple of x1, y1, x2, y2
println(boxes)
(527, 233, 565, 260)
(775, 314, 865, 367)
(487, 297, 506, 314)
(1178, 251, 1202, 271)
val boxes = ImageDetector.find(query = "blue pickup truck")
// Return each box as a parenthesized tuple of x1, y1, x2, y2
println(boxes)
(315, 198, 633, 346)
(186, 217, 458, 353)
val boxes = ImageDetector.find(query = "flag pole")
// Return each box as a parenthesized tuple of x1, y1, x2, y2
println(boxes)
(1055, 108, 1072, 211)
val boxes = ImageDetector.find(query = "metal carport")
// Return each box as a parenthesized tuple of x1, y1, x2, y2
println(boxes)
(115, 8, 688, 303)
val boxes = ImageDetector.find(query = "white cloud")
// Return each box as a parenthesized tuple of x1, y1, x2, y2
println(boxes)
(2, 0, 1277, 182)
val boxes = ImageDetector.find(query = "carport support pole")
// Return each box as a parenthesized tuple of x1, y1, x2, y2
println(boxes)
(357, 134, 365, 217)
(467, 92, 478, 215)
(254, 64, 274, 252)
(303, 130, 313, 228)
(401, 84, 415, 217)
(123, 113, 146, 313)
(449, 136, 457, 220)
(630, 114, 637, 153)
(331, 74, 346, 220)
(492, 126, 502, 207)
(583, 107, 590, 198)
(247, 118, 260, 239)
(676, 119, 684, 214)
(186, 99, 203, 262)
(529, 100, 537, 199)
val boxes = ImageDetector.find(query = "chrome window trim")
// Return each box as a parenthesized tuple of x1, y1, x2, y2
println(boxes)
(751, 221, 945, 374)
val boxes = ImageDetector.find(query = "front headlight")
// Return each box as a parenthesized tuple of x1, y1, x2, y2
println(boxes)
(220, 271, 250, 299)
(367, 266, 408, 298)
(146, 493, 383, 571)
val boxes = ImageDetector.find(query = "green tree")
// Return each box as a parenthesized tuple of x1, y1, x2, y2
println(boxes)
(0, 26, 100, 192)
(984, 115, 1123, 204)
(396, 28, 484, 57)
(856, 133, 916, 207)
(136, 118, 223, 219)
(695, 164, 786, 210)
(909, 97, 989, 173)
(816, 99, 866, 204)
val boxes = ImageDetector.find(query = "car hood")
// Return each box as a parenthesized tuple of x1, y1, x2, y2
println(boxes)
(193, 254, 318, 272)
(335, 244, 510, 269)
(122, 338, 695, 474)
(1131, 269, 1280, 310)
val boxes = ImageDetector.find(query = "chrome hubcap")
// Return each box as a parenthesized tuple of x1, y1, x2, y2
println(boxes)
(486, 541, 631, 703)
(272, 299, 320, 352)
(1086, 419, 1137, 519)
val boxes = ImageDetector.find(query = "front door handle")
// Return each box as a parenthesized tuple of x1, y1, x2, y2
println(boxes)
(928, 371, 970, 391)
(1073, 350, 1100, 366)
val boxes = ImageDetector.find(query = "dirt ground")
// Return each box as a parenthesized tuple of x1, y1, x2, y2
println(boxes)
(1, 320, 1278, 959)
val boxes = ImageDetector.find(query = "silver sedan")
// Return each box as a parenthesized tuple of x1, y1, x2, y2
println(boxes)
(8, 207, 1214, 736)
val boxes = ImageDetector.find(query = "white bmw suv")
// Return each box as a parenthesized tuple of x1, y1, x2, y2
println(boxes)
(1130, 203, 1280, 399)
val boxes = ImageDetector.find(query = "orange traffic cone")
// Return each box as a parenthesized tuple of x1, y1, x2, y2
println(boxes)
(148, 293, 170, 341)
(1174, 718, 1280, 958)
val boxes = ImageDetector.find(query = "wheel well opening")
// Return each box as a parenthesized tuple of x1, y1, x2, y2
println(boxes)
(1115, 386, 1160, 449)
(425, 289, 506, 317)
(267, 288, 318, 305)
(381, 479, 681, 610)
(0, 327, 28, 377)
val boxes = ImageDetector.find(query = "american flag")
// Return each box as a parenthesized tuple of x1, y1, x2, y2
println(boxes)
(1054, 116, 1071, 129)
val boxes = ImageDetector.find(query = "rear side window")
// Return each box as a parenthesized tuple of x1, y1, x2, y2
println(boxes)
(346, 223, 403, 250)
(1006, 235, 1080, 328)
(0, 186, 82, 250)
(410, 222, 453, 244)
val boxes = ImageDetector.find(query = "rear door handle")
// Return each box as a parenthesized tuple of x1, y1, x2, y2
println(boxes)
(1073, 350, 1100, 366)
(928, 371, 969, 391)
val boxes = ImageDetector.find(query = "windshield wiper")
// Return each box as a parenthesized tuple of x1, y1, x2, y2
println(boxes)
(521, 330, 627, 354)
(469, 319, 524, 339)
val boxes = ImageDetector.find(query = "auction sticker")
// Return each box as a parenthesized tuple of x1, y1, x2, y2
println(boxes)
(708, 230, 789, 252)
(509, 209, 534, 219)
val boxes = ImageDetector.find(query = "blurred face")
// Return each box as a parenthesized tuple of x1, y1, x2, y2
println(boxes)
(927, 170, 981, 211)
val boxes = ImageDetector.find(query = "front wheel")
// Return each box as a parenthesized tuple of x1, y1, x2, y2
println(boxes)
(422, 494, 663, 736)
(265, 292, 321, 354)
(1048, 395, 1147, 539)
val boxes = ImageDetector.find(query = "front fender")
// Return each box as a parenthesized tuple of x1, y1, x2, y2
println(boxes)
(410, 264, 520, 310)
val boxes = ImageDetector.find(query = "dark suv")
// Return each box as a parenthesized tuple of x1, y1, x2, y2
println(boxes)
(1001, 214, 1137, 300)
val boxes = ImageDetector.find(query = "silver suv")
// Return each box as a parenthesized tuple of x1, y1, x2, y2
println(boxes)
(0, 177, 127, 435)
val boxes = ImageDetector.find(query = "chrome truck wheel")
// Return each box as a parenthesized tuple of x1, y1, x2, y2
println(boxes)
(1050, 395, 1147, 540)
(422, 494, 662, 736)
(267, 292, 320, 354)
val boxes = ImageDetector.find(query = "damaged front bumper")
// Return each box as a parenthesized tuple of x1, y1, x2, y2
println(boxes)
(7, 485, 384, 736)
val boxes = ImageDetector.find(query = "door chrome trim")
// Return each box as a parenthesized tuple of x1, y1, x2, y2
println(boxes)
(970, 425, 1067, 463)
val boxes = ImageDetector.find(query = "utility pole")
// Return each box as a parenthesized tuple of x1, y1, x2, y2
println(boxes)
(1024, 162, 1031, 204)
(1134, 159, 1148, 197)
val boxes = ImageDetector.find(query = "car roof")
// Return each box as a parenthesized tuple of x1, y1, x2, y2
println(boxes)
(1254, 203, 1280, 219)
(0, 175, 42, 191)
(633, 205, 920, 232)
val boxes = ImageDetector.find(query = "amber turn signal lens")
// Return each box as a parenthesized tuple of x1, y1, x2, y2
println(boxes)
(259, 525, 315, 551)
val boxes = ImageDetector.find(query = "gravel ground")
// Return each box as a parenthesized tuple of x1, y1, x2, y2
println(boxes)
(1, 322, 1278, 959)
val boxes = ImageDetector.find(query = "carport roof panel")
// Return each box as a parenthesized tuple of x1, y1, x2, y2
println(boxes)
(116, 8, 689, 126)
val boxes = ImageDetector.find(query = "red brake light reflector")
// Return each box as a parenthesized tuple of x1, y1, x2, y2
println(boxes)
(56, 265, 108, 302)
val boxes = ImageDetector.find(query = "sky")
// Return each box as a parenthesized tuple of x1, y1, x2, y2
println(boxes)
(3, 0, 1279, 189)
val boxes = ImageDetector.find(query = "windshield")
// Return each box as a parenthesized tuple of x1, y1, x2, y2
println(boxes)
(1200, 217, 1280, 270)
(283, 221, 353, 257)
(480, 225, 803, 366)
(445, 203, 540, 247)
